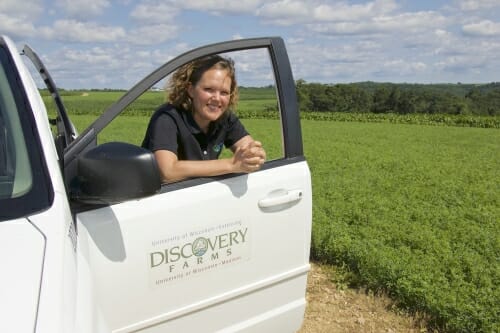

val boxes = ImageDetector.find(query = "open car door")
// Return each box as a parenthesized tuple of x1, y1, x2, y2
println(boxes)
(67, 37, 312, 332)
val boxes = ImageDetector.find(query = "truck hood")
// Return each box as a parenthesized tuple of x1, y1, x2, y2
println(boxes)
(0, 219, 45, 332)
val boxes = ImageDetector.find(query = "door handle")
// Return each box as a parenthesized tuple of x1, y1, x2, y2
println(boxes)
(258, 189, 303, 208)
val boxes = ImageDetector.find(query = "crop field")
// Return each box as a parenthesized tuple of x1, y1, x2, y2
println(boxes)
(305, 121, 499, 332)
(44, 91, 499, 332)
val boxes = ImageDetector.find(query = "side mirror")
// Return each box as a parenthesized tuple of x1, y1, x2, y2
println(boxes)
(71, 142, 161, 204)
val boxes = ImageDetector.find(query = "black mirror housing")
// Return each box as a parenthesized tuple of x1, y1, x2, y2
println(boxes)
(72, 142, 161, 204)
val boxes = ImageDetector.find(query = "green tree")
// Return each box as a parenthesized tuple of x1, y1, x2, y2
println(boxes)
(296, 79, 313, 111)
(371, 87, 391, 113)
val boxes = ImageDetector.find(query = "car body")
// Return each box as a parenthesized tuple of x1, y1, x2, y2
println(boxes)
(0, 35, 312, 332)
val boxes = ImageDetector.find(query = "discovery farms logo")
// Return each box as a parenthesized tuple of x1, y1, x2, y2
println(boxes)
(149, 221, 250, 287)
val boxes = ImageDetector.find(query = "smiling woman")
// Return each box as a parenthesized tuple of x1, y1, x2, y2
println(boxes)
(142, 54, 267, 183)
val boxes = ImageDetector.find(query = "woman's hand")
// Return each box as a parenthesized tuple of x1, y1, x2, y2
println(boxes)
(232, 140, 266, 173)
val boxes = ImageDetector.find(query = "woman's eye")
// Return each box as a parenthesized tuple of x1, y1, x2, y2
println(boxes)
(203, 88, 230, 97)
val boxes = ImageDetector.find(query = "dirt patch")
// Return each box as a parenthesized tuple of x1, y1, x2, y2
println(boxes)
(299, 263, 429, 333)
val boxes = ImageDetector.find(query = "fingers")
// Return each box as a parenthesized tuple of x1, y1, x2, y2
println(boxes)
(239, 140, 262, 152)
(232, 140, 267, 173)
(239, 141, 266, 159)
(249, 140, 262, 148)
(240, 150, 266, 172)
(240, 161, 262, 173)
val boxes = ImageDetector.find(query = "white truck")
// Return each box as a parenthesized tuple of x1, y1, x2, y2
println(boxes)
(0, 35, 312, 332)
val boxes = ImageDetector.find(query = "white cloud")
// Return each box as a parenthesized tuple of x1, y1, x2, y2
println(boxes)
(378, 11, 448, 31)
(41, 46, 143, 88)
(55, 0, 110, 19)
(44, 20, 126, 43)
(0, 0, 43, 37)
(130, 2, 180, 23)
(133, 0, 263, 17)
(43, 42, 206, 88)
(0, 0, 43, 18)
(62, 47, 114, 65)
(257, 1, 447, 39)
(257, 0, 309, 23)
(434, 29, 452, 38)
(229, 49, 275, 86)
(257, 0, 398, 25)
(0, 14, 38, 38)
(308, 11, 448, 36)
(286, 41, 384, 83)
(462, 20, 500, 37)
(286, 37, 304, 45)
(430, 28, 500, 65)
(435, 55, 487, 74)
(127, 24, 179, 45)
(313, 0, 398, 22)
(129, 2, 182, 46)
(381, 59, 427, 76)
(458, 0, 500, 11)
(172, 0, 263, 14)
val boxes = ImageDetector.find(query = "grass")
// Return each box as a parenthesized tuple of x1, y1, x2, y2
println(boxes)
(47, 90, 499, 333)
(304, 121, 499, 332)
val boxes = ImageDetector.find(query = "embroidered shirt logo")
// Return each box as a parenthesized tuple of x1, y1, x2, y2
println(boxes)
(213, 142, 224, 153)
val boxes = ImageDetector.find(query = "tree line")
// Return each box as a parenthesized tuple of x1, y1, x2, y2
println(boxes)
(296, 80, 500, 116)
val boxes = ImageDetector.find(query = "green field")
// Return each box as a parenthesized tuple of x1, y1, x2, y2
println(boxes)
(46, 91, 499, 333)
(305, 121, 499, 333)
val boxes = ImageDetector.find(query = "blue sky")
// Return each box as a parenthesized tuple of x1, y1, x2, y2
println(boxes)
(1, 0, 499, 89)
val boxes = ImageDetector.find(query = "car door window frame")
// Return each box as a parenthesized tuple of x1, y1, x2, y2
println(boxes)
(62, 37, 304, 189)
(22, 45, 76, 167)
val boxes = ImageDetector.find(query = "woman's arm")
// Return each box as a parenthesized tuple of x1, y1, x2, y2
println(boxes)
(154, 135, 266, 183)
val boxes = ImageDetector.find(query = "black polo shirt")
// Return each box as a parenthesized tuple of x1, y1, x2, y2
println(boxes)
(142, 104, 249, 160)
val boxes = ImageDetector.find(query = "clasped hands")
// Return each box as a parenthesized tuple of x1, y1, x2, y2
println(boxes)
(232, 140, 266, 173)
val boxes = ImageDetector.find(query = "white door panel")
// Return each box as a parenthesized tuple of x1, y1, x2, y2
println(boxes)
(76, 160, 311, 332)
(0, 219, 45, 333)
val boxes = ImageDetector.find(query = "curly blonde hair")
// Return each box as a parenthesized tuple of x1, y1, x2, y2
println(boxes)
(167, 55, 239, 113)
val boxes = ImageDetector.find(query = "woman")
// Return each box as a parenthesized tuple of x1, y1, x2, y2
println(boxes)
(142, 55, 266, 183)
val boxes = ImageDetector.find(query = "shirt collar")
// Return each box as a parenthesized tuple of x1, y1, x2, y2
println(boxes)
(180, 108, 202, 135)
(179, 107, 228, 136)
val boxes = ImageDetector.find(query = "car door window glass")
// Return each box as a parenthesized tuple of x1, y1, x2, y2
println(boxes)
(0, 44, 53, 221)
(97, 48, 284, 162)
(0, 60, 32, 198)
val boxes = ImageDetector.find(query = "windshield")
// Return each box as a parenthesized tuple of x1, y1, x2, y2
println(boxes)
(0, 59, 33, 198)
(0, 41, 53, 221)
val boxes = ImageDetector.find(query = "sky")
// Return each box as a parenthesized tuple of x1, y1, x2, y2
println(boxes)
(1, 0, 499, 89)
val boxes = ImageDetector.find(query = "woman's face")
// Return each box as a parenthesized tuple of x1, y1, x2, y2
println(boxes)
(188, 68, 232, 130)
